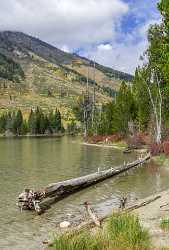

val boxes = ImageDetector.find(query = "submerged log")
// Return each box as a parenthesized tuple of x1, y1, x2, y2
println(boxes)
(17, 153, 151, 214)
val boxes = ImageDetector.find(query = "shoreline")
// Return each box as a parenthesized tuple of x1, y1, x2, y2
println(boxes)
(47, 189, 169, 249)
(82, 141, 127, 150)
(133, 189, 169, 248)
(0, 133, 65, 139)
(82, 141, 148, 154)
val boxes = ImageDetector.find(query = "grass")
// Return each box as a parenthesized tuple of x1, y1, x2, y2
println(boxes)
(53, 213, 151, 250)
(160, 219, 169, 230)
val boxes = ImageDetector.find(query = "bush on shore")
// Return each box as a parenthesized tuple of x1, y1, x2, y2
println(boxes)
(53, 213, 151, 250)
(150, 141, 169, 156)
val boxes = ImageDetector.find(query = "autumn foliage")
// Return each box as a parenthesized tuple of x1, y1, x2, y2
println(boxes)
(87, 134, 122, 144)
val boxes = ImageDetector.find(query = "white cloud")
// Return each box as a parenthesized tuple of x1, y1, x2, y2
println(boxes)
(0, 0, 128, 49)
(81, 17, 160, 74)
(0, 0, 161, 74)
(61, 45, 71, 53)
(97, 44, 113, 51)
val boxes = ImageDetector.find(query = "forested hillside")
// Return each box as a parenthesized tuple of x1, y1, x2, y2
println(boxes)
(0, 53, 24, 82)
(0, 31, 133, 133)
(75, 0, 169, 147)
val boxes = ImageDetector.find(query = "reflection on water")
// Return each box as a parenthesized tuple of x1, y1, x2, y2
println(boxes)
(0, 136, 169, 249)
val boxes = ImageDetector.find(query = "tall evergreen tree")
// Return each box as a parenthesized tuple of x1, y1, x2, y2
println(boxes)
(14, 109, 23, 134)
(55, 109, 62, 132)
(115, 81, 136, 135)
(133, 68, 151, 131)
(28, 109, 36, 134)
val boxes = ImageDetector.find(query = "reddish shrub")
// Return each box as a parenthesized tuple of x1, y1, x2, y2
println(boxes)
(106, 134, 122, 143)
(126, 132, 151, 149)
(149, 143, 163, 156)
(87, 134, 122, 144)
(163, 141, 169, 155)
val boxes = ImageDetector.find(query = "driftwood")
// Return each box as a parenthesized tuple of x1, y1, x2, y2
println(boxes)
(44, 194, 161, 247)
(84, 201, 101, 227)
(71, 194, 162, 231)
(126, 195, 161, 212)
(17, 153, 151, 214)
(119, 196, 127, 209)
(160, 203, 169, 208)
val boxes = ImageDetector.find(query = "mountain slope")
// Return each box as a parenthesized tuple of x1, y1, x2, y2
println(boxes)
(0, 31, 133, 122)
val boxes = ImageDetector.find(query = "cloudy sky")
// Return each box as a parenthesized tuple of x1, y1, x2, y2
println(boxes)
(0, 0, 160, 74)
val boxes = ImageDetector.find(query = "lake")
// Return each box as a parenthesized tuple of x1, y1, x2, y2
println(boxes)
(0, 136, 169, 249)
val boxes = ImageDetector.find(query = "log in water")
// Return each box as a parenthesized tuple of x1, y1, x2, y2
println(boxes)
(17, 153, 151, 214)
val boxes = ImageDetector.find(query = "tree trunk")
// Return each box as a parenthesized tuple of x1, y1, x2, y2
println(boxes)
(17, 154, 151, 214)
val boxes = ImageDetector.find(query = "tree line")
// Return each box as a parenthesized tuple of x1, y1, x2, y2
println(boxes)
(0, 107, 63, 135)
(73, 0, 169, 144)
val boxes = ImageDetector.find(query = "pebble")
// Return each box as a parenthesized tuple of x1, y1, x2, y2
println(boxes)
(59, 221, 71, 228)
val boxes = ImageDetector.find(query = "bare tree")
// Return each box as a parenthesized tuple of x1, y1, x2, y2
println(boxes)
(147, 70, 162, 144)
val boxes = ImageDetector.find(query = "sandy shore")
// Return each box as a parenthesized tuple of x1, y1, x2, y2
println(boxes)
(82, 141, 148, 152)
(133, 189, 169, 249)
(82, 142, 126, 150)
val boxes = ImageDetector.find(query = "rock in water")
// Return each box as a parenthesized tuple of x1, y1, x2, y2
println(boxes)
(59, 221, 71, 228)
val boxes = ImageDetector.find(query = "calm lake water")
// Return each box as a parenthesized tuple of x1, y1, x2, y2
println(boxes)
(1, 136, 169, 249)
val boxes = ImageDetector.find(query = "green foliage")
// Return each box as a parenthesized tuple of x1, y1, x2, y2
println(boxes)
(67, 120, 78, 135)
(53, 230, 99, 250)
(160, 218, 169, 230)
(55, 109, 62, 132)
(108, 213, 150, 249)
(73, 81, 137, 136)
(114, 82, 136, 135)
(53, 213, 150, 250)
(0, 53, 25, 82)
(102, 86, 117, 97)
(91, 0, 169, 138)
(133, 68, 151, 131)
(0, 107, 63, 135)
(14, 110, 23, 134)
(28, 107, 63, 134)
(28, 109, 36, 134)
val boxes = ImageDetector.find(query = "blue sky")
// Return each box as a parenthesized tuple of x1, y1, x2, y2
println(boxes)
(80, 0, 160, 74)
(0, 0, 161, 74)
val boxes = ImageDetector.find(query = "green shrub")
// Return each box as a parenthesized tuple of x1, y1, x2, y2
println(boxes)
(160, 219, 169, 230)
(53, 213, 151, 250)
(53, 230, 100, 250)
(108, 213, 150, 249)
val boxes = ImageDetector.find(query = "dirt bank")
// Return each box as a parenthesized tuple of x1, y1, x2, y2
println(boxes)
(133, 189, 169, 249)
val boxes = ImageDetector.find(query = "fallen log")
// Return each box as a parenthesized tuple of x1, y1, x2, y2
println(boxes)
(17, 153, 151, 214)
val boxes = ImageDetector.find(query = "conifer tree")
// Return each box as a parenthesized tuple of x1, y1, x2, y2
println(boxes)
(133, 68, 150, 131)
(15, 109, 23, 134)
(55, 109, 62, 132)
(28, 109, 36, 134)
(115, 81, 136, 135)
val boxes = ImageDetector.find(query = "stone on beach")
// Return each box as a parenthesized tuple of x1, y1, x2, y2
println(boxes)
(59, 221, 71, 228)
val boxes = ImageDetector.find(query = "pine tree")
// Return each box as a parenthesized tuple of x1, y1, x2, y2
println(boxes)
(133, 67, 150, 131)
(55, 109, 62, 132)
(39, 111, 46, 134)
(48, 110, 55, 133)
(0, 113, 6, 133)
(115, 81, 136, 135)
(28, 109, 36, 134)
(15, 109, 23, 135)
(5, 112, 13, 132)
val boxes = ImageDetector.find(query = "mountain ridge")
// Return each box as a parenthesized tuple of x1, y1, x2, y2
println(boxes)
(0, 31, 133, 81)
(0, 31, 133, 123)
